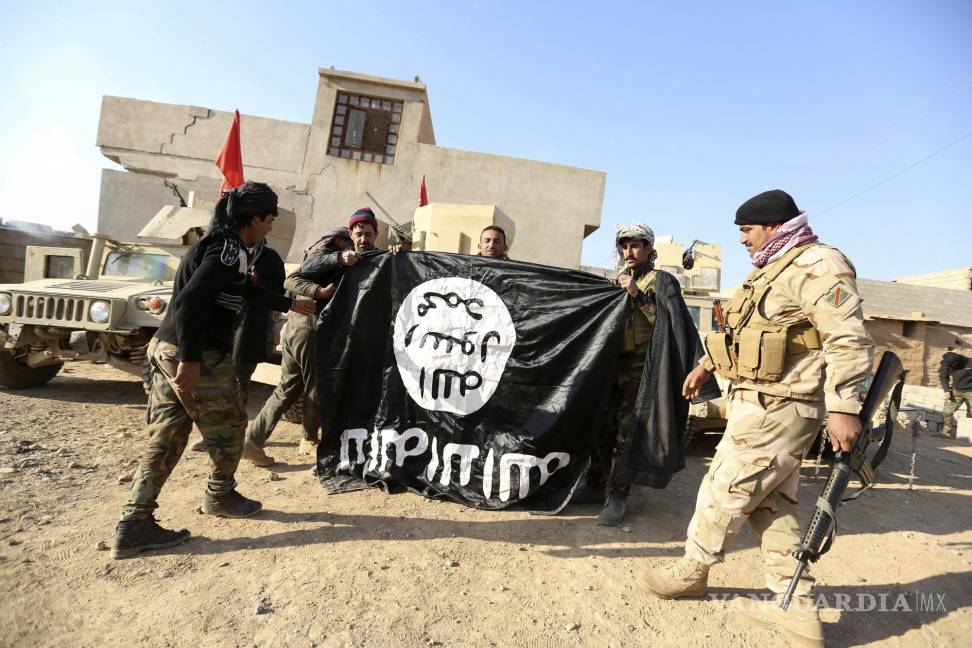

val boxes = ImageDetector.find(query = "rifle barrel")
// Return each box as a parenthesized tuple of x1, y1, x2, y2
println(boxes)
(780, 562, 807, 611)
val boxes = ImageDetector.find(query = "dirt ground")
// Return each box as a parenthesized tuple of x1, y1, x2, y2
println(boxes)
(0, 362, 969, 648)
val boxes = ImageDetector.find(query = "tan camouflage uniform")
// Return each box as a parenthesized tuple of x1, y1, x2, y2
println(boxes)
(688, 243, 873, 595)
(122, 338, 247, 520)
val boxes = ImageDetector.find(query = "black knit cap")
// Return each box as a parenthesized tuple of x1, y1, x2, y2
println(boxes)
(734, 189, 800, 225)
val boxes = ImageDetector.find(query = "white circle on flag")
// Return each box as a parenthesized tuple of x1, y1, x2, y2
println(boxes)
(393, 277, 515, 416)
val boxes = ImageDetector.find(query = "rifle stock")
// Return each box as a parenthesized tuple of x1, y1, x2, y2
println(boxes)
(712, 299, 726, 333)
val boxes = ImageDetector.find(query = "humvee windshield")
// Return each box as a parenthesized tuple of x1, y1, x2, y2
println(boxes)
(102, 251, 175, 281)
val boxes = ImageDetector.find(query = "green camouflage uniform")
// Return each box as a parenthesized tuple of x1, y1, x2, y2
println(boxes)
(122, 338, 247, 520)
(590, 269, 656, 496)
(942, 391, 972, 436)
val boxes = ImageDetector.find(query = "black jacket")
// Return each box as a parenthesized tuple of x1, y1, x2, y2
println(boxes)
(156, 230, 292, 361)
(940, 352, 972, 392)
(615, 270, 721, 488)
(298, 248, 347, 317)
(233, 245, 285, 364)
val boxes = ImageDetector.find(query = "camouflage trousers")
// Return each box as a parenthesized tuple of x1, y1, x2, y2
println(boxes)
(121, 338, 247, 520)
(942, 390, 972, 436)
(246, 318, 320, 446)
(684, 389, 822, 595)
(589, 349, 646, 497)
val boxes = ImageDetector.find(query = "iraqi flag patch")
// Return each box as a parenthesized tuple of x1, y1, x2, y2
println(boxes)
(824, 284, 853, 308)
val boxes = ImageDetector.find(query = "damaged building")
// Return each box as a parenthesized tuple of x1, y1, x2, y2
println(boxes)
(95, 68, 605, 268)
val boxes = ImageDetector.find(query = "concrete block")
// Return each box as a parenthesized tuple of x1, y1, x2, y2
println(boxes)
(957, 417, 972, 442)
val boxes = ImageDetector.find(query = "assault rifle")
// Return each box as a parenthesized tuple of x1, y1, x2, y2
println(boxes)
(780, 351, 906, 611)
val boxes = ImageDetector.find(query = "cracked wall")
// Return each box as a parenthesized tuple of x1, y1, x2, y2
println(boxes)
(95, 70, 605, 268)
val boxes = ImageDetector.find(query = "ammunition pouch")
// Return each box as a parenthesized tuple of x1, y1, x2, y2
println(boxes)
(705, 322, 821, 382)
(704, 244, 822, 383)
(620, 271, 656, 353)
(704, 331, 735, 377)
(622, 311, 654, 352)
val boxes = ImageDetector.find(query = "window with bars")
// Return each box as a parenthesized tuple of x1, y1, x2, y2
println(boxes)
(327, 93, 402, 164)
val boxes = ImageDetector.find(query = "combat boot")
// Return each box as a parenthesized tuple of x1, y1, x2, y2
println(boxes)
(640, 556, 710, 599)
(597, 494, 627, 526)
(202, 489, 263, 518)
(111, 516, 190, 559)
(731, 595, 824, 647)
(242, 439, 275, 467)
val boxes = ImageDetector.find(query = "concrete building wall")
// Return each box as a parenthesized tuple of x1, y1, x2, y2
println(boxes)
(865, 318, 972, 387)
(0, 227, 92, 284)
(866, 318, 930, 385)
(894, 267, 972, 291)
(95, 69, 605, 269)
(97, 169, 218, 242)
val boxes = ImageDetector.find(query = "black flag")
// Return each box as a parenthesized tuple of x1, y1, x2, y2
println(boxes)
(315, 251, 627, 512)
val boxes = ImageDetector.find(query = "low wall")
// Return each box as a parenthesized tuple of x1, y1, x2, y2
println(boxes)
(0, 227, 92, 284)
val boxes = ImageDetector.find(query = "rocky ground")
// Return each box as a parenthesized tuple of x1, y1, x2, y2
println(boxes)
(0, 362, 969, 648)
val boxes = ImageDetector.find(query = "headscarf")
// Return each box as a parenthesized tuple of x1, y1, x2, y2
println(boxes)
(751, 212, 818, 268)
(303, 227, 353, 260)
(225, 184, 278, 218)
(207, 182, 278, 234)
(615, 223, 658, 270)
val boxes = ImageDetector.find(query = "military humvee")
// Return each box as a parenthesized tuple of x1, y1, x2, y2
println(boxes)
(0, 193, 295, 389)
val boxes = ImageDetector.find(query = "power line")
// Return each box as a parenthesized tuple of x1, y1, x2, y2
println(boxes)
(818, 128, 972, 216)
(817, 71, 972, 173)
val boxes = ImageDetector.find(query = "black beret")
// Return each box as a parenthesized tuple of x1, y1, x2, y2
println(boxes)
(734, 189, 800, 225)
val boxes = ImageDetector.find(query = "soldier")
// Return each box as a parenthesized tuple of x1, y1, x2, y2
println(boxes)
(575, 225, 660, 525)
(243, 207, 392, 465)
(477, 225, 510, 259)
(111, 182, 314, 559)
(242, 227, 352, 465)
(233, 240, 286, 401)
(641, 190, 873, 646)
(940, 350, 972, 438)
(189, 238, 285, 453)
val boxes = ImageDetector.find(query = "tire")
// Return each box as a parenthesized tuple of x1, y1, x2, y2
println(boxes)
(682, 415, 699, 450)
(0, 349, 63, 389)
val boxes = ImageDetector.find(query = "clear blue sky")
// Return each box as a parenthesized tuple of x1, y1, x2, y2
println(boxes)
(1, 1, 969, 286)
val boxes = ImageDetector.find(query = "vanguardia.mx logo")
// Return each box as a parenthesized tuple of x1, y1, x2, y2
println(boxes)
(710, 592, 947, 612)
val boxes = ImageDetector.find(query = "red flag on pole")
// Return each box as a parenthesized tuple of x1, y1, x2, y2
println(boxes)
(418, 175, 429, 207)
(215, 110, 244, 194)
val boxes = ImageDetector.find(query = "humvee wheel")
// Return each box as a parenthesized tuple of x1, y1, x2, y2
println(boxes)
(0, 349, 63, 389)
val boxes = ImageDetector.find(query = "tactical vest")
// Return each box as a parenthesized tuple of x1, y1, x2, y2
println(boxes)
(704, 244, 822, 382)
(621, 270, 656, 353)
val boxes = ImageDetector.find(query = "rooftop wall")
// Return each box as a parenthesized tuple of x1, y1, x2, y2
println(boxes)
(893, 267, 972, 291)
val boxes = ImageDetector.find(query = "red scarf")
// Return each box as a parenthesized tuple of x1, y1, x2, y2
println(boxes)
(752, 214, 818, 268)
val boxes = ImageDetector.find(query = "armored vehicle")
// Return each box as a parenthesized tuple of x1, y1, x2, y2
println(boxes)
(0, 194, 295, 389)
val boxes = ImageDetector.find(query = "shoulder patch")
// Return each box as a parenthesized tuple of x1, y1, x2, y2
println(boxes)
(220, 238, 242, 267)
(824, 284, 854, 308)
